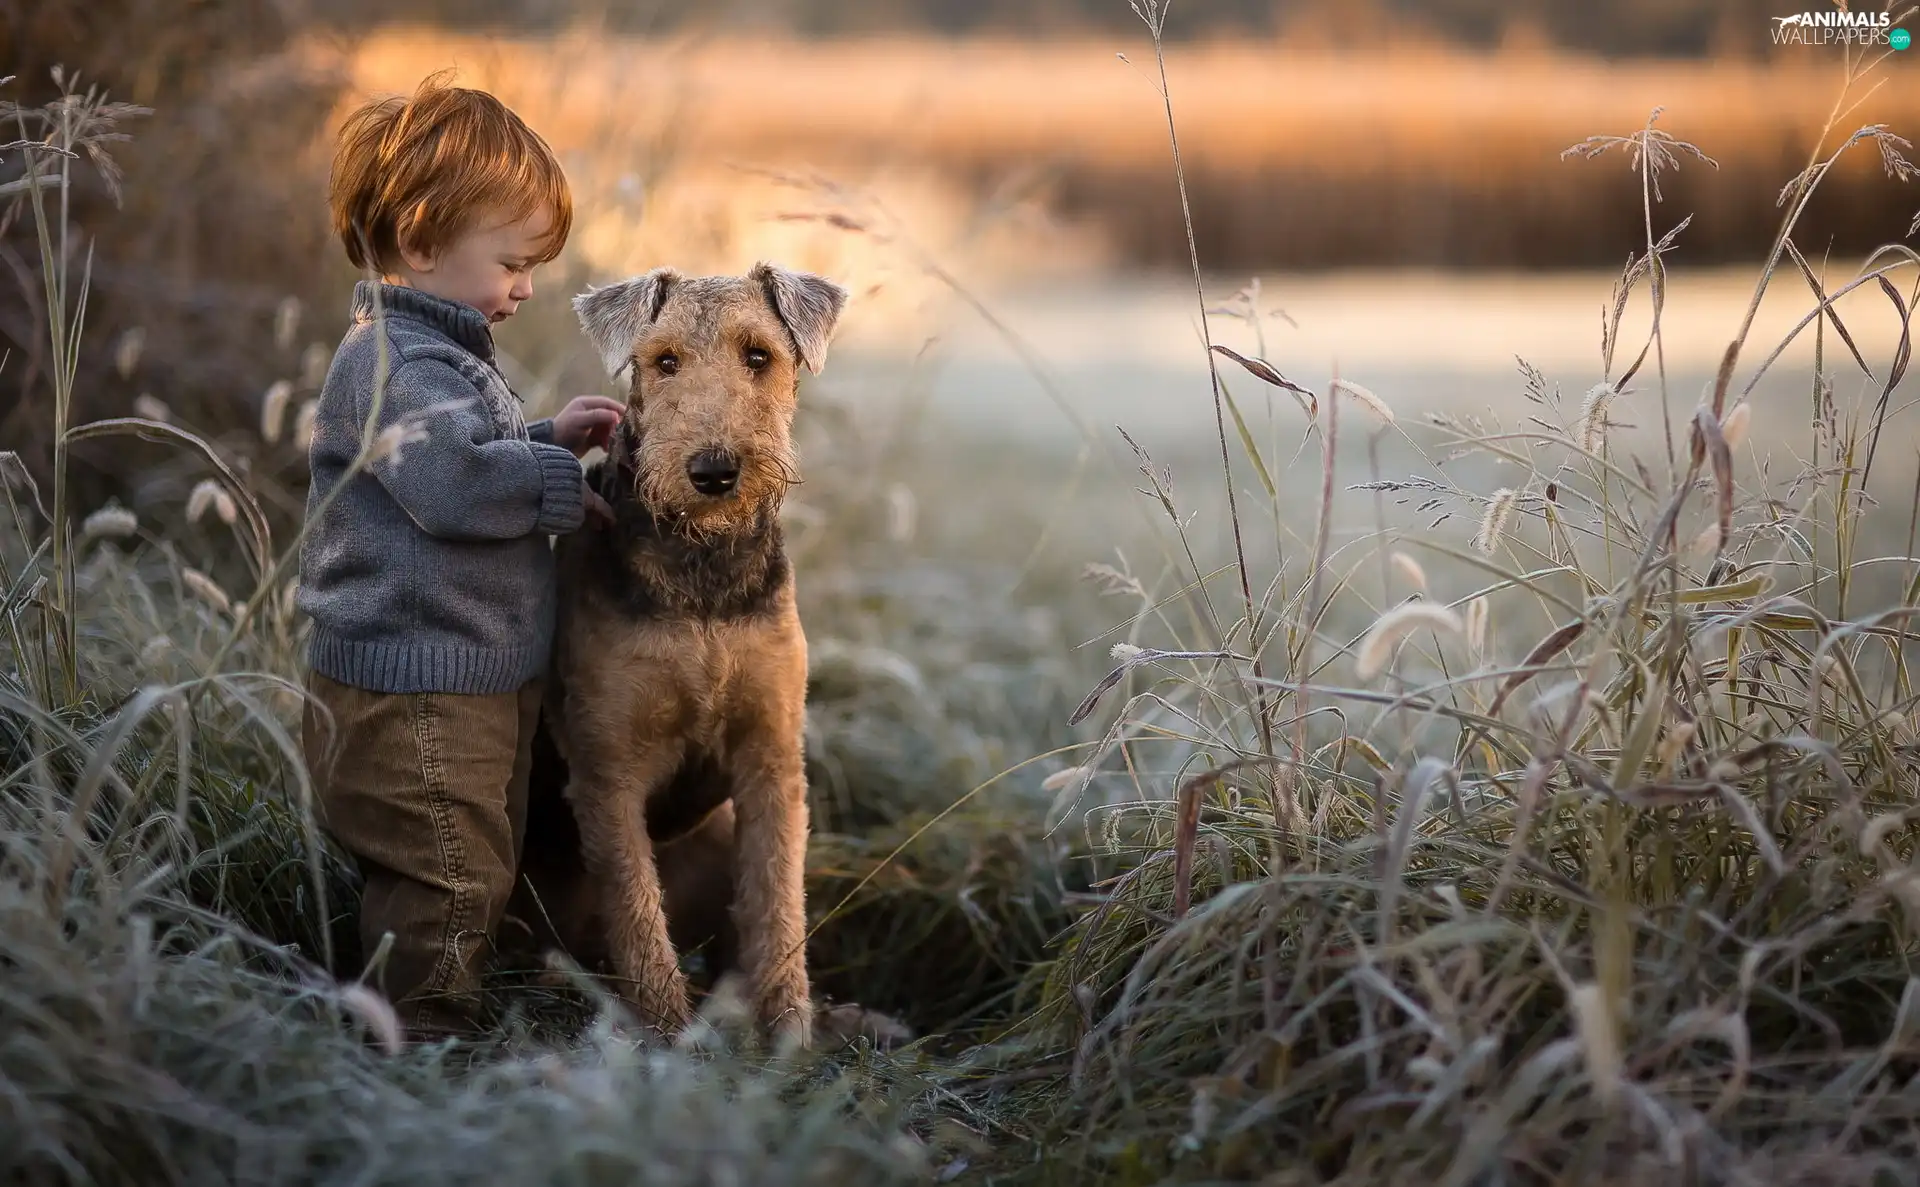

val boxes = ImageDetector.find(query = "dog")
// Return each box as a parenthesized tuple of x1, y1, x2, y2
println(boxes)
(511, 262, 847, 1046)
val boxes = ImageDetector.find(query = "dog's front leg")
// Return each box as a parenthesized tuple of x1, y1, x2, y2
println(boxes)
(730, 732, 812, 1046)
(567, 746, 692, 1037)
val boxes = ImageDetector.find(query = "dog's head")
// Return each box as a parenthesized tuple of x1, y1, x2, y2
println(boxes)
(573, 262, 848, 534)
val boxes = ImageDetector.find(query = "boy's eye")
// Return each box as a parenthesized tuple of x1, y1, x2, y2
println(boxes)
(655, 353, 680, 376)
(744, 346, 770, 371)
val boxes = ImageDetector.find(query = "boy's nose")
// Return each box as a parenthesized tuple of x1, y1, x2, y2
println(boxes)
(510, 275, 534, 302)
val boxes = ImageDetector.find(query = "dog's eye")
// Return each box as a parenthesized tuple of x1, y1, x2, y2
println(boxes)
(655, 353, 679, 376)
(744, 346, 770, 371)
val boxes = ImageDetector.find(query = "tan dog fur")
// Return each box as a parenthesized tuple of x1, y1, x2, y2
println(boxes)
(525, 262, 847, 1044)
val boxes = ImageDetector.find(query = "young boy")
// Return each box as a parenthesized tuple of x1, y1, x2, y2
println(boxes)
(298, 73, 621, 1039)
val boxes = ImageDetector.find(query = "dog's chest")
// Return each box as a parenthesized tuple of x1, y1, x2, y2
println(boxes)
(659, 628, 736, 714)
(603, 623, 754, 736)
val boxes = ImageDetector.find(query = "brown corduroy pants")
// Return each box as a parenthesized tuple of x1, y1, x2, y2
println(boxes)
(301, 670, 543, 1038)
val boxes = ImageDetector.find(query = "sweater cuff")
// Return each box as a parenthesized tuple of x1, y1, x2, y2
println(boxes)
(532, 444, 586, 534)
(527, 417, 557, 446)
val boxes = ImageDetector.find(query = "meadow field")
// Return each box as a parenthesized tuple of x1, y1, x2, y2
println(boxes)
(6, 7, 1920, 1185)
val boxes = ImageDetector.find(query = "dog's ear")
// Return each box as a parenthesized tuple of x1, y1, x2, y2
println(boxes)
(750, 262, 849, 375)
(574, 267, 679, 382)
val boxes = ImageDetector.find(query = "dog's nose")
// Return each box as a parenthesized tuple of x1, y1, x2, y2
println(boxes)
(687, 450, 739, 496)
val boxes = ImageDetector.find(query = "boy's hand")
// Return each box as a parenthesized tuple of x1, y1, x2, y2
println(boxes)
(551, 395, 625, 458)
(583, 480, 614, 526)
(583, 484, 615, 529)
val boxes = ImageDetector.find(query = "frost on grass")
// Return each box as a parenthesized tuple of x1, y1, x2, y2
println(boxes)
(0, 871, 930, 1187)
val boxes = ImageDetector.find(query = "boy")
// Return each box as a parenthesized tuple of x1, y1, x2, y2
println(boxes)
(298, 73, 621, 1039)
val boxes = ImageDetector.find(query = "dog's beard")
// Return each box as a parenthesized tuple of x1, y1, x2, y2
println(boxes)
(633, 452, 794, 539)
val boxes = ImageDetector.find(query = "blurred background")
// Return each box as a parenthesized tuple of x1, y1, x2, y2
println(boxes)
(5, 0, 1919, 655)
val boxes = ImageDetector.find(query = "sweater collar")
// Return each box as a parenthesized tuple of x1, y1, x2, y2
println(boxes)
(350, 280, 495, 362)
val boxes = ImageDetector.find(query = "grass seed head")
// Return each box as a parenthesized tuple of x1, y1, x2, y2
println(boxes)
(300, 343, 331, 389)
(260, 380, 294, 444)
(1465, 596, 1490, 656)
(337, 983, 402, 1056)
(294, 399, 319, 451)
(1332, 378, 1395, 427)
(1356, 602, 1466, 678)
(1893, 710, 1920, 744)
(1042, 766, 1094, 793)
(1389, 551, 1428, 592)
(1721, 402, 1752, 451)
(186, 479, 237, 526)
(1578, 382, 1617, 454)
(181, 568, 233, 616)
(1471, 487, 1519, 554)
(274, 296, 302, 351)
(138, 634, 171, 667)
(1657, 722, 1697, 774)
(371, 422, 430, 467)
(114, 327, 145, 379)
(80, 502, 138, 541)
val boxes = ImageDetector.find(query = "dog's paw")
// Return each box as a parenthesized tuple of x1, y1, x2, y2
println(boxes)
(815, 1002, 916, 1051)
(754, 972, 814, 1049)
(618, 967, 694, 1037)
(603, 1015, 678, 1051)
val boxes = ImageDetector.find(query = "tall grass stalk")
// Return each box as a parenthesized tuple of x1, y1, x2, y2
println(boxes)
(10, 78, 109, 703)
(1128, 0, 1291, 899)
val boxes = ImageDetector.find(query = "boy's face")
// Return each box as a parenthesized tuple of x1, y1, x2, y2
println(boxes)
(390, 207, 554, 324)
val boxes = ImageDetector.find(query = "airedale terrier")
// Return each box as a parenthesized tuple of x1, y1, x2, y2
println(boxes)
(514, 262, 847, 1045)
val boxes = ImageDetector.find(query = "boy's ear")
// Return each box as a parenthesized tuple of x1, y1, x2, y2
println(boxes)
(396, 232, 437, 276)
(573, 268, 680, 382)
(749, 262, 849, 375)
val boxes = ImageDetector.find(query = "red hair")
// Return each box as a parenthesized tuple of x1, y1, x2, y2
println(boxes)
(328, 71, 572, 272)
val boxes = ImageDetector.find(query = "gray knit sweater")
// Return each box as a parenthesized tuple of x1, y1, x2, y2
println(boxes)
(297, 280, 586, 695)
